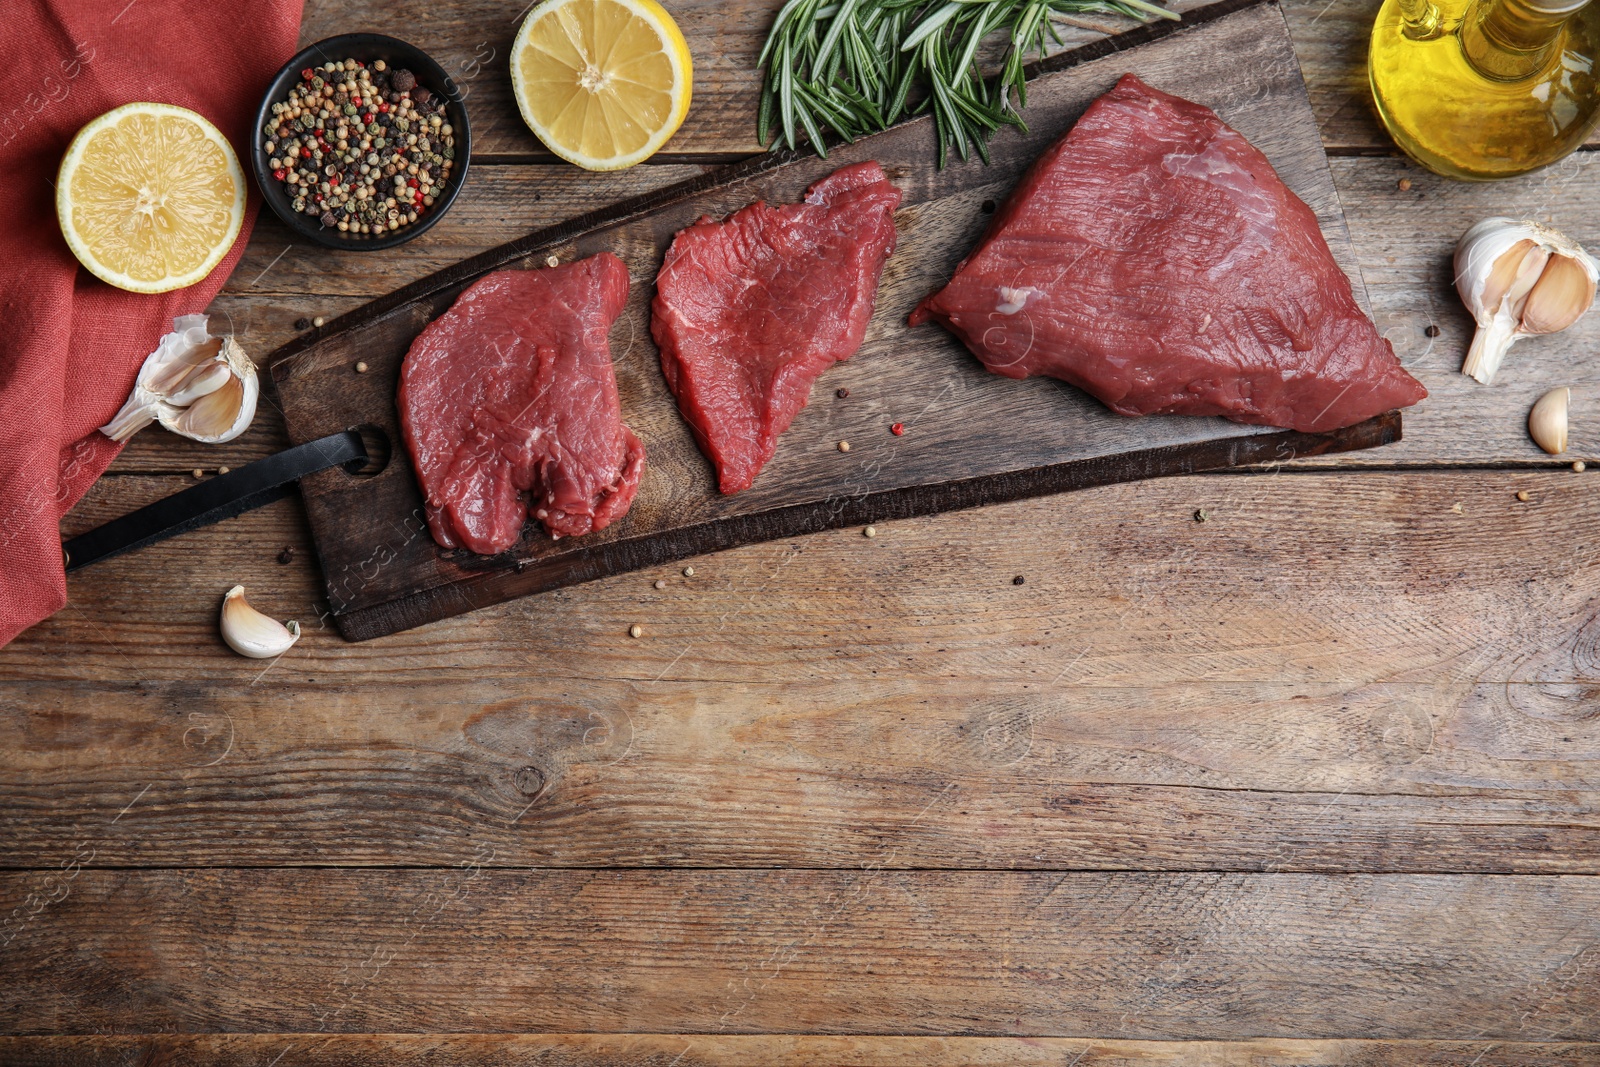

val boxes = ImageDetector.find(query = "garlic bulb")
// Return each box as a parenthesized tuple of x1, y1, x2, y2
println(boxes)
(1455, 219, 1598, 385)
(1529, 386, 1570, 455)
(100, 315, 258, 443)
(219, 585, 301, 659)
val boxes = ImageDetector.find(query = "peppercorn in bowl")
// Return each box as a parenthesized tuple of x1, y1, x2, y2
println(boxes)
(251, 33, 470, 250)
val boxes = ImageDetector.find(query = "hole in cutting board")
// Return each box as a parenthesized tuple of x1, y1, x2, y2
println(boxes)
(345, 423, 392, 477)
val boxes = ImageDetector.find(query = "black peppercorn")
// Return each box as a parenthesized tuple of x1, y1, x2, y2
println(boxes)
(320, 210, 337, 228)
(391, 68, 416, 93)
(294, 317, 311, 330)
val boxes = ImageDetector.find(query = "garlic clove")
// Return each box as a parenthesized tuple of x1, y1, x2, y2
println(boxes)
(1528, 386, 1570, 455)
(1478, 238, 1543, 314)
(1455, 218, 1599, 385)
(1522, 255, 1597, 335)
(220, 585, 301, 658)
(164, 360, 234, 407)
(166, 371, 256, 443)
(145, 336, 223, 395)
(100, 319, 257, 444)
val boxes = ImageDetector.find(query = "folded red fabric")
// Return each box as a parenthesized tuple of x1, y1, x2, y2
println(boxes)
(0, 0, 304, 647)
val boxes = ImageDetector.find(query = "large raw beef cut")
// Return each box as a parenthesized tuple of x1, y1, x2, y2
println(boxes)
(652, 160, 901, 494)
(910, 74, 1426, 433)
(399, 253, 645, 555)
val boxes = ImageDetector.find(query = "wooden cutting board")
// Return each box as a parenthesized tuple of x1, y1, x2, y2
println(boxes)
(268, 0, 1400, 641)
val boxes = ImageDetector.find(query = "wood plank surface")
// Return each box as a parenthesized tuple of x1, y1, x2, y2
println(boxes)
(271, 0, 1400, 640)
(10, 0, 1600, 1054)
(5, 469, 1595, 869)
(3, 1035, 1598, 1066)
(4, 870, 1598, 1038)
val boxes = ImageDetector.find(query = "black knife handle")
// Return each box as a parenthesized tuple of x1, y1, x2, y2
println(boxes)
(63, 430, 368, 572)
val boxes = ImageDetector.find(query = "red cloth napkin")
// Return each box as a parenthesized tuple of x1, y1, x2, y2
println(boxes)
(0, 0, 304, 647)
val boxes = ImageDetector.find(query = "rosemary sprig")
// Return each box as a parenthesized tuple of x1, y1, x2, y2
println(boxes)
(757, 0, 1180, 165)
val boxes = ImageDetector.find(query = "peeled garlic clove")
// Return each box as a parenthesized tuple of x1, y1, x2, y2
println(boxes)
(1529, 386, 1570, 455)
(1455, 218, 1598, 385)
(99, 318, 257, 444)
(220, 585, 301, 659)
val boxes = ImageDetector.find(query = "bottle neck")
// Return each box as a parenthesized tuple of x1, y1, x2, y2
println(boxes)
(1462, 0, 1590, 79)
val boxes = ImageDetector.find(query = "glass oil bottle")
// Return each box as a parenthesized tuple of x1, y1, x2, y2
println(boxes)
(1370, 0, 1600, 179)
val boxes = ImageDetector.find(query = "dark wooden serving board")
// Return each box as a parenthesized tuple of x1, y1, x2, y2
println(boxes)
(268, 0, 1400, 641)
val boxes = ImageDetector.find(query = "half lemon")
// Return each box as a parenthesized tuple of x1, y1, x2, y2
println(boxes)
(511, 0, 693, 170)
(57, 102, 246, 294)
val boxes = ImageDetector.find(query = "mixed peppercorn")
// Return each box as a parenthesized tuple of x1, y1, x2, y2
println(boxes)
(263, 58, 456, 238)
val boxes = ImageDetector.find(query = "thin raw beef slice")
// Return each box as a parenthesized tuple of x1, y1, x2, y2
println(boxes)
(911, 73, 1426, 433)
(652, 160, 902, 494)
(399, 252, 645, 556)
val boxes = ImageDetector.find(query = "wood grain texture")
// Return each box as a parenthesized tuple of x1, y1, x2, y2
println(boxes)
(4, 870, 1598, 1038)
(269, 0, 1406, 639)
(7, 469, 1597, 869)
(11, 0, 1600, 1053)
(3, 1035, 1598, 1066)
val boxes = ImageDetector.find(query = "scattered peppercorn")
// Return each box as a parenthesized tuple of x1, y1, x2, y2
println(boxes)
(1425, 324, 1441, 337)
(191, 468, 204, 479)
(683, 566, 695, 577)
(218, 466, 231, 475)
(263, 58, 454, 239)
(313, 316, 326, 327)
(653, 579, 667, 590)
(890, 422, 904, 436)
(294, 316, 312, 330)
(354, 361, 369, 373)
(837, 440, 851, 452)
(863, 525, 877, 538)
(545, 255, 559, 268)
(835, 387, 849, 398)
(629, 624, 643, 638)
(1194, 508, 1209, 522)
(1397, 177, 1412, 191)
(277, 546, 296, 564)
(1012, 575, 1025, 585)
(1574, 461, 1587, 472)
(1516, 490, 1530, 502)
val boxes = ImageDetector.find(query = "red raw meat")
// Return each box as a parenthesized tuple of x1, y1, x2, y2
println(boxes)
(910, 74, 1426, 433)
(652, 160, 901, 493)
(399, 253, 645, 555)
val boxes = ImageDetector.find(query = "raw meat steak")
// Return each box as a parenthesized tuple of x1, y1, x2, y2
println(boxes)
(652, 160, 901, 493)
(399, 253, 645, 555)
(910, 74, 1426, 433)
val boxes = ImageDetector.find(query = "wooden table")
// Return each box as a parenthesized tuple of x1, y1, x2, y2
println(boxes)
(5, 0, 1599, 1062)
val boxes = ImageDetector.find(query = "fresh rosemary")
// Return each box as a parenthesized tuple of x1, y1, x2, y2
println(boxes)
(757, 0, 1179, 166)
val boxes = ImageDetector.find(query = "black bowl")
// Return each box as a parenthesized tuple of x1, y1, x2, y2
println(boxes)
(251, 33, 471, 251)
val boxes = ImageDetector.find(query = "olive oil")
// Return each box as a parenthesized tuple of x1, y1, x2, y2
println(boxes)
(1370, 0, 1600, 179)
